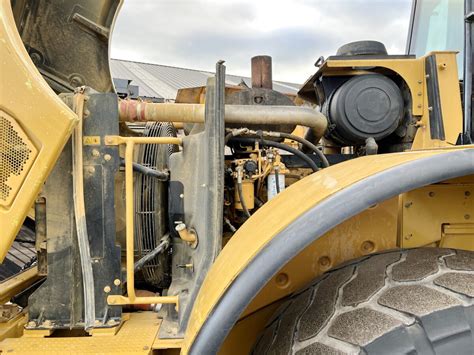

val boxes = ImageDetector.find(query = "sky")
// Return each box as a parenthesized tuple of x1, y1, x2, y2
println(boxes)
(111, 0, 413, 84)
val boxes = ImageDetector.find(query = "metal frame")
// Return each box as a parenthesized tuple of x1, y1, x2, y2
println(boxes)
(105, 136, 181, 308)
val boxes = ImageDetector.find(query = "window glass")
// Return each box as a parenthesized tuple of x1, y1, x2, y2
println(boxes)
(410, 0, 464, 77)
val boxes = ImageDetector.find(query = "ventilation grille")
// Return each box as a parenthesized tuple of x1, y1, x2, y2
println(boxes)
(0, 113, 37, 207)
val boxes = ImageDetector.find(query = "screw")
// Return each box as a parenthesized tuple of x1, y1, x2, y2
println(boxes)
(465, 191, 471, 197)
(92, 149, 100, 157)
(87, 166, 95, 174)
(104, 154, 112, 161)
(428, 191, 435, 197)
(104, 286, 111, 293)
(113, 279, 121, 286)
(179, 193, 184, 199)
(465, 214, 471, 220)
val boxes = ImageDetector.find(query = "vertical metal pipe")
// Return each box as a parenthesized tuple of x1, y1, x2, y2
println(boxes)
(125, 141, 136, 302)
(34, 197, 47, 276)
(463, 0, 473, 142)
(251, 55, 273, 89)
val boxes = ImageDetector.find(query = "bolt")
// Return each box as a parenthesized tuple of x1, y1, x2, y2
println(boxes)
(465, 214, 471, 220)
(104, 286, 111, 293)
(92, 149, 100, 157)
(177, 263, 193, 270)
(428, 191, 435, 197)
(417, 80, 423, 84)
(179, 193, 184, 199)
(30, 52, 42, 65)
(318, 256, 331, 269)
(104, 154, 112, 161)
(361, 240, 375, 253)
(275, 273, 289, 287)
(417, 92, 422, 96)
(113, 279, 121, 286)
(417, 104, 422, 109)
(465, 191, 471, 197)
(87, 166, 95, 174)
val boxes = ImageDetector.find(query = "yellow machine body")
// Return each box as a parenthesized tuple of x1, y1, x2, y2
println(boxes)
(0, 0, 78, 262)
(0, 0, 473, 354)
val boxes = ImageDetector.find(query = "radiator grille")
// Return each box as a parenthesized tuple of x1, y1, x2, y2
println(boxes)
(0, 113, 37, 206)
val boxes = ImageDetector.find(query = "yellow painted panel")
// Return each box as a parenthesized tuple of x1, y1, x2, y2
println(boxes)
(0, 0, 78, 261)
(401, 183, 474, 248)
(0, 312, 160, 354)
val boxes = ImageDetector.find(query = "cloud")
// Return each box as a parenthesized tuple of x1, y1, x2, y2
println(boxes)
(111, 0, 412, 83)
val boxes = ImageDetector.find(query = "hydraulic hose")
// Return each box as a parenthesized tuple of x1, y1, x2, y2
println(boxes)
(120, 158, 169, 181)
(236, 181, 251, 218)
(229, 137, 319, 172)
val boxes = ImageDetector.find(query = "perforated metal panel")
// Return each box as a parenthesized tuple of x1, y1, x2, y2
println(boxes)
(0, 111, 37, 207)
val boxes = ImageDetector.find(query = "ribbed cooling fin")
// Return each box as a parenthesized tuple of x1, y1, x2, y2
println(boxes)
(134, 122, 177, 287)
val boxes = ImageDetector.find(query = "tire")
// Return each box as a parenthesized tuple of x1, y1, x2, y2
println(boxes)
(253, 248, 474, 354)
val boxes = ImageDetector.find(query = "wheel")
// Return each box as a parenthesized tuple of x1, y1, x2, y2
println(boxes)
(253, 248, 474, 354)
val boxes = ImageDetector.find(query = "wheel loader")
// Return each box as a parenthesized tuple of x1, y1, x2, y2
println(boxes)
(0, 0, 473, 353)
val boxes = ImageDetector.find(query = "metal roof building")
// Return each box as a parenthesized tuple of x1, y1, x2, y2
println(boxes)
(110, 59, 301, 102)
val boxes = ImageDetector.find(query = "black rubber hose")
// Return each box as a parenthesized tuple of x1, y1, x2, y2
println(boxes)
(230, 137, 319, 172)
(134, 236, 170, 272)
(120, 158, 169, 181)
(276, 132, 329, 168)
(236, 181, 251, 218)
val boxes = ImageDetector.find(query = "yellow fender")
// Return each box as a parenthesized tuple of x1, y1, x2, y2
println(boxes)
(184, 146, 474, 354)
(0, 0, 77, 261)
